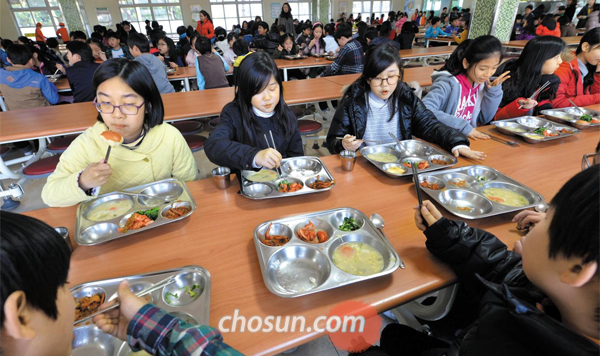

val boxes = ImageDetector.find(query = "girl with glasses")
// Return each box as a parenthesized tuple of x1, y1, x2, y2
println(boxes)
(326, 44, 484, 161)
(42, 59, 197, 207)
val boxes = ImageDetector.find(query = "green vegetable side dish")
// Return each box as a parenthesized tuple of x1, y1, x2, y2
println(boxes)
(137, 207, 160, 220)
(580, 114, 593, 122)
(476, 176, 486, 182)
(165, 284, 200, 303)
(339, 217, 361, 231)
(533, 127, 547, 135)
(165, 292, 179, 303)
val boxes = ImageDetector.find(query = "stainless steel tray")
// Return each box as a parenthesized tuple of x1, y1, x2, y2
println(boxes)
(360, 140, 457, 178)
(254, 208, 401, 298)
(75, 178, 196, 246)
(240, 156, 335, 200)
(71, 265, 210, 356)
(418, 165, 546, 219)
(541, 107, 600, 130)
(283, 54, 307, 60)
(492, 116, 580, 143)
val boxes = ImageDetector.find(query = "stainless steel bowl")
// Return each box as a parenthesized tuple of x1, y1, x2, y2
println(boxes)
(138, 182, 184, 206)
(443, 173, 477, 189)
(330, 210, 365, 232)
(418, 175, 445, 190)
(394, 141, 433, 156)
(275, 177, 303, 193)
(517, 117, 546, 129)
(427, 154, 454, 166)
(72, 325, 117, 356)
(267, 246, 331, 293)
(162, 270, 206, 307)
(381, 163, 407, 177)
(80, 223, 119, 245)
(293, 218, 334, 243)
(82, 194, 134, 221)
(305, 175, 334, 189)
(109, 281, 159, 304)
(401, 157, 429, 170)
(169, 311, 198, 324)
(256, 222, 293, 247)
(439, 189, 494, 215)
(493, 121, 529, 136)
(73, 286, 107, 327)
(281, 158, 323, 177)
(466, 167, 498, 182)
(161, 201, 193, 220)
(244, 183, 274, 198)
(55, 226, 73, 252)
(327, 233, 391, 275)
(361, 146, 402, 163)
(481, 182, 537, 207)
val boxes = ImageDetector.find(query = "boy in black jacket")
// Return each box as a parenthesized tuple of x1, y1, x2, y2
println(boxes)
(56, 41, 99, 103)
(364, 167, 600, 356)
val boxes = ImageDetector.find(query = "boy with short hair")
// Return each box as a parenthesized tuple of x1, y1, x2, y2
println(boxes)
(319, 23, 363, 77)
(296, 23, 312, 49)
(252, 21, 270, 46)
(127, 33, 175, 94)
(106, 31, 133, 59)
(194, 36, 229, 90)
(56, 41, 100, 102)
(69, 30, 87, 43)
(323, 23, 339, 53)
(0, 211, 243, 356)
(444, 17, 460, 35)
(0, 44, 58, 111)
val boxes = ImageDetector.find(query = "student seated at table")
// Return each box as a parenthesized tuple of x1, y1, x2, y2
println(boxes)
(451, 19, 470, 44)
(70, 30, 87, 43)
(272, 33, 300, 59)
(318, 23, 364, 77)
(444, 17, 460, 35)
(424, 17, 448, 46)
(194, 36, 229, 90)
(127, 33, 175, 94)
(302, 22, 327, 56)
(0, 44, 58, 111)
(41, 59, 197, 207)
(87, 38, 107, 63)
(0, 211, 243, 356)
(422, 36, 509, 139)
(157, 36, 183, 68)
(326, 44, 484, 161)
(205, 52, 302, 172)
(395, 22, 415, 49)
(55, 41, 100, 102)
(216, 31, 237, 68)
(494, 36, 565, 120)
(323, 23, 339, 53)
(0, 38, 13, 67)
(536, 14, 562, 37)
(552, 28, 600, 108)
(296, 23, 312, 50)
(369, 21, 401, 50)
(105, 31, 133, 60)
(185, 33, 200, 67)
(232, 39, 250, 85)
(251, 21, 269, 48)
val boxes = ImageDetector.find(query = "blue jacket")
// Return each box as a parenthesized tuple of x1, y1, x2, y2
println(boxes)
(0, 66, 59, 111)
(425, 26, 447, 38)
(0, 49, 11, 68)
(422, 71, 503, 135)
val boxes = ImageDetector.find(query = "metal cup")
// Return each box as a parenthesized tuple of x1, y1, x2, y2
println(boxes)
(212, 167, 231, 190)
(54, 227, 74, 252)
(340, 150, 357, 171)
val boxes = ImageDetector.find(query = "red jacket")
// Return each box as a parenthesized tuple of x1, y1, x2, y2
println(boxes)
(196, 20, 215, 39)
(552, 57, 600, 108)
(535, 25, 561, 37)
(494, 84, 556, 121)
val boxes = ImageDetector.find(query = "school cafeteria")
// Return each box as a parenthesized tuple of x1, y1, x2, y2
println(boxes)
(0, 0, 599, 355)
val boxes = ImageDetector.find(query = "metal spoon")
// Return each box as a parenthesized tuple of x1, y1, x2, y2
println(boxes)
(388, 132, 412, 155)
(369, 213, 405, 269)
(115, 191, 171, 204)
(568, 99, 586, 115)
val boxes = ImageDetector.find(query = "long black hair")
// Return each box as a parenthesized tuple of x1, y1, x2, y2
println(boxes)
(234, 52, 294, 145)
(500, 36, 565, 107)
(93, 58, 164, 128)
(576, 28, 600, 90)
(158, 36, 178, 60)
(280, 2, 292, 19)
(311, 23, 326, 50)
(278, 33, 298, 55)
(438, 35, 502, 76)
(200, 10, 213, 24)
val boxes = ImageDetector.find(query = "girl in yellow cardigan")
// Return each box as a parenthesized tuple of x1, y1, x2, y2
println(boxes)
(42, 58, 198, 207)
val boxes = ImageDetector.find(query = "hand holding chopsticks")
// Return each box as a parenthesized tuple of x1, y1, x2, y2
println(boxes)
(260, 132, 283, 176)
(518, 80, 550, 109)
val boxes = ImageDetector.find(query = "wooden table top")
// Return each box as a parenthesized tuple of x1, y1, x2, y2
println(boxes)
(399, 46, 456, 58)
(22, 107, 599, 355)
(274, 57, 335, 69)
(322, 64, 443, 88)
(503, 36, 581, 48)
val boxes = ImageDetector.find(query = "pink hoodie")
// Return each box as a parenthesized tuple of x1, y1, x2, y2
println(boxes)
(454, 73, 481, 123)
(396, 17, 407, 32)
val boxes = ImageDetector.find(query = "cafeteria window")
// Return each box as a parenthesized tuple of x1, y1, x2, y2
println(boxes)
(210, 0, 263, 31)
(423, 0, 443, 11)
(7, 0, 66, 38)
(351, 1, 391, 19)
(287, 1, 312, 22)
(118, 0, 184, 36)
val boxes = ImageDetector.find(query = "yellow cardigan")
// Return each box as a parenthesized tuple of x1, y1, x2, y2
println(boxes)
(42, 121, 198, 207)
(453, 29, 468, 44)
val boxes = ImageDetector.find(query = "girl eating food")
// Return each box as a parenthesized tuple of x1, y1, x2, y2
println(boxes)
(326, 44, 484, 161)
(42, 59, 198, 207)
(205, 52, 303, 171)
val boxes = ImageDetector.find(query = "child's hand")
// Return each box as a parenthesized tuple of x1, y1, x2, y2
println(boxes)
(79, 159, 113, 191)
(255, 148, 283, 169)
(453, 147, 486, 160)
(56, 63, 66, 74)
(512, 210, 545, 230)
(488, 71, 510, 87)
(278, 45, 283, 51)
(157, 54, 165, 62)
(342, 135, 363, 151)
(414, 200, 442, 231)
(99, 52, 107, 61)
(169, 62, 177, 68)
(309, 39, 316, 48)
(514, 236, 527, 254)
(517, 98, 538, 109)
(93, 280, 147, 342)
(467, 129, 490, 140)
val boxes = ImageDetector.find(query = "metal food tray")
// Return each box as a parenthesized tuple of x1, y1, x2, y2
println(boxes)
(541, 107, 600, 130)
(240, 156, 335, 200)
(75, 178, 196, 246)
(254, 208, 401, 298)
(71, 265, 210, 356)
(360, 140, 457, 178)
(418, 165, 546, 219)
(283, 54, 307, 60)
(492, 116, 580, 144)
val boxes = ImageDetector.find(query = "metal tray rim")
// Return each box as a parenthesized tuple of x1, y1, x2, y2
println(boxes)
(492, 116, 581, 143)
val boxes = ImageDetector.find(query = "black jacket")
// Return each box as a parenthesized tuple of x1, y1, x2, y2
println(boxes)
(65, 61, 100, 103)
(255, 32, 280, 55)
(424, 218, 600, 356)
(326, 82, 469, 154)
(396, 33, 414, 49)
(178, 37, 191, 66)
(205, 102, 303, 171)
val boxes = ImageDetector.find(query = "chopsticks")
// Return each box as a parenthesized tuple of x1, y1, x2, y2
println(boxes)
(411, 163, 428, 228)
(264, 131, 283, 178)
(334, 137, 383, 144)
(487, 133, 520, 147)
(518, 80, 550, 109)
(74, 275, 176, 326)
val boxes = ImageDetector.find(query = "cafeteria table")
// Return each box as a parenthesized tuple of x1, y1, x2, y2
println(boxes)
(426, 37, 454, 48)
(503, 35, 581, 49)
(24, 113, 599, 355)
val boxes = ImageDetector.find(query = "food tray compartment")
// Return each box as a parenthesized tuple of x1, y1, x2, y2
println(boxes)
(254, 208, 401, 297)
(360, 140, 457, 178)
(418, 165, 545, 219)
(541, 108, 600, 130)
(71, 265, 210, 356)
(240, 156, 335, 200)
(75, 178, 196, 246)
(283, 54, 307, 60)
(492, 116, 580, 143)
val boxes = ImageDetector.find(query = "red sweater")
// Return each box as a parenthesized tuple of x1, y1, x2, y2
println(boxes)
(535, 25, 561, 37)
(196, 20, 215, 39)
(552, 57, 600, 108)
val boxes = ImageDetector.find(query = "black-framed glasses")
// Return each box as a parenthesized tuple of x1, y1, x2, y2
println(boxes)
(93, 99, 145, 115)
(369, 75, 400, 87)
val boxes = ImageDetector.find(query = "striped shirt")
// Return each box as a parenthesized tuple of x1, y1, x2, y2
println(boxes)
(127, 304, 243, 356)
(363, 91, 399, 145)
(321, 39, 364, 77)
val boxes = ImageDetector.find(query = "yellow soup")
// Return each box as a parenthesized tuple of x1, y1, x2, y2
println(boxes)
(332, 242, 384, 276)
(87, 199, 133, 222)
(483, 188, 529, 207)
(367, 153, 397, 163)
(386, 166, 406, 175)
(504, 126, 526, 133)
(247, 170, 278, 182)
